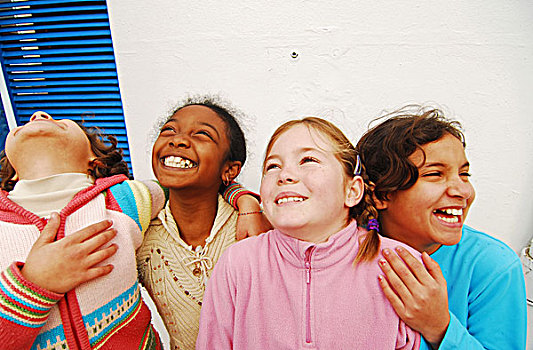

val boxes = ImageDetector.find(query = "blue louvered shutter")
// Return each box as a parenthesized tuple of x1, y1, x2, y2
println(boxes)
(0, 96, 7, 149)
(0, 0, 132, 172)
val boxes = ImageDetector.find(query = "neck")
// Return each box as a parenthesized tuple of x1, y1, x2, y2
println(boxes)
(282, 220, 349, 243)
(168, 187, 220, 248)
(380, 225, 441, 254)
(15, 153, 89, 180)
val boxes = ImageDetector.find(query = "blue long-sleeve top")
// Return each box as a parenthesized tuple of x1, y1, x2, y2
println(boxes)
(425, 225, 527, 350)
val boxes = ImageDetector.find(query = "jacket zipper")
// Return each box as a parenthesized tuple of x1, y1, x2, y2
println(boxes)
(304, 247, 315, 344)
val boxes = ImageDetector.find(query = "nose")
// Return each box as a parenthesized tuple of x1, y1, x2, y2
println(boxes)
(30, 111, 53, 121)
(168, 133, 191, 149)
(277, 166, 298, 185)
(447, 176, 474, 200)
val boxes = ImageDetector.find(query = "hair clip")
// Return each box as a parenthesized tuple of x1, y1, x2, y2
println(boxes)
(354, 154, 362, 175)
(367, 218, 380, 232)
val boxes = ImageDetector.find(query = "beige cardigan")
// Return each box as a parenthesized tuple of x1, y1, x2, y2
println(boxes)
(137, 195, 237, 350)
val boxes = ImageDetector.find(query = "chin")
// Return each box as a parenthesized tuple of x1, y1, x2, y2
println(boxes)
(437, 231, 463, 246)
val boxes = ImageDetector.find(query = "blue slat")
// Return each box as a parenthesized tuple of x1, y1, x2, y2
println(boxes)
(11, 79, 118, 87)
(17, 101, 123, 107)
(7, 62, 116, 72)
(58, 119, 127, 124)
(10, 71, 117, 79)
(89, 128, 127, 135)
(0, 5, 107, 17)
(0, 0, 104, 9)
(14, 93, 121, 101)
(78, 122, 128, 128)
(0, 39, 112, 48)
(1, 47, 113, 57)
(17, 109, 124, 116)
(7, 55, 115, 64)
(75, 117, 127, 122)
(0, 29, 112, 42)
(0, 22, 108, 34)
(14, 86, 119, 93)
(0, 13, 108, 25)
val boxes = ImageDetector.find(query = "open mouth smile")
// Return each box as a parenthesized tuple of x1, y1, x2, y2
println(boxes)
(275, 196, 307, 205)
(162, 155, 197, 169)
(433, 208, 463, 224)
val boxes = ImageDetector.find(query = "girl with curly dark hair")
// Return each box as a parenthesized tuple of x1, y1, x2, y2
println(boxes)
(357, 105, 527, 350)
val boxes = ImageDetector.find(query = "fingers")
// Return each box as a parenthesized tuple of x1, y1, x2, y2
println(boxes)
(382, 248, 420, 287)
(393, 246, 432, 284)
(84, 264, 115, 282)
(86, 244, 118, 267)
(68, 220, 114, 244)
(378, 257, 414, 302)
(422, 252, 447, 285)
(378, 274, 406, 315)
(79, 227, 117, 253)
(38, 212, 61, 244)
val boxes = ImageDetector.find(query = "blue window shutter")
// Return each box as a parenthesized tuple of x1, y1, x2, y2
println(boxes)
(0, 0, 132, 173)
(0, 99, 7, 149)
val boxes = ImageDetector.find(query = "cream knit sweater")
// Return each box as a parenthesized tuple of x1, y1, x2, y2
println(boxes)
(137, 195, 237, 350)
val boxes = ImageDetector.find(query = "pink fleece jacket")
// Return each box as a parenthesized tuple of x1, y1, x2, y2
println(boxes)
(197, 220, 421, 350)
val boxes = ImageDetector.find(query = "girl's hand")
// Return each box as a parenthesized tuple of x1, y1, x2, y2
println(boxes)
(378, 247, 450, 349)
(235, 195, 272, 240)
(21, 213, 118, 294)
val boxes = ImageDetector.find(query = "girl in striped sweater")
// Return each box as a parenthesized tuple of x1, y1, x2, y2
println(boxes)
(0, 111, 165, 350)
(0, 109, 264, 350)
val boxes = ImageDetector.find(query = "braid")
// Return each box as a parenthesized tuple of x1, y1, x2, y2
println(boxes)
(352, 171, 381, 264)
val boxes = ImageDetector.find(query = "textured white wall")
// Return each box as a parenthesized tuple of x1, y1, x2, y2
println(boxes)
(108, 1, 533, 347)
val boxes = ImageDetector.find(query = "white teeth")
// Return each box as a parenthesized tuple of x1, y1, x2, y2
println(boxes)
(435, 208, 463, 216)
(163, 156, 195, 169)
(445, 208, 462, 216)
(437, 215, 459, 223)
(276, 196, 305, 205)
(433, 208, 463, 224)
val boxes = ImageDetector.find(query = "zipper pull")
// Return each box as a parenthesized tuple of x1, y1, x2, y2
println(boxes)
(304, 247, 314, 284)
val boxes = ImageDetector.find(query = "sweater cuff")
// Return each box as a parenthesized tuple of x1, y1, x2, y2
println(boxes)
(435, 311, 460, 350)
(0, 262, 62, 328)
(222, 182, 260, 209)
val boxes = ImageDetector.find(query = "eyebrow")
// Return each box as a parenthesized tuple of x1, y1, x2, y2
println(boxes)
(198, 121, 221, 139)
(422, 161, 470, 169)
(163, 118, 221, 139)
(265, 146, 324, 162)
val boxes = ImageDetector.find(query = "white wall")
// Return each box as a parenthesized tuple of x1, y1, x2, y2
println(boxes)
(107, 0, 533, 347)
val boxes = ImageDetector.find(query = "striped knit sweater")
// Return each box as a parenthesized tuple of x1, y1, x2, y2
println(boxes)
(0, 174, 165, 350)
(137, 195, 238, 350)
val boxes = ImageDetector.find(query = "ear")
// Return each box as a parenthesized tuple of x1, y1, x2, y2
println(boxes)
(221, 160, 242, 183)
(373, 193, 389, 210)
(345, 176, 365, 208)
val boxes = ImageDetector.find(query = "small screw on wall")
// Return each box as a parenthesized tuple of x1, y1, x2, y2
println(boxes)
(290, 51, 299, 59)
